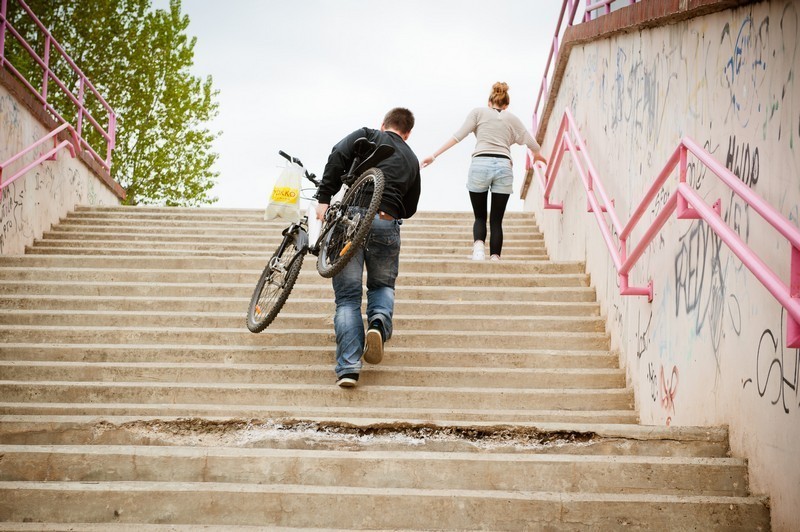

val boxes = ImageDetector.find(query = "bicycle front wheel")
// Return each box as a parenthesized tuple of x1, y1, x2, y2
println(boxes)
(317, 167, 385, 278)
(246, 240, 304, 333)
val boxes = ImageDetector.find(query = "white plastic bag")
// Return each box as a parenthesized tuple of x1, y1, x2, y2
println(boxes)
(264, 162, 303, 221)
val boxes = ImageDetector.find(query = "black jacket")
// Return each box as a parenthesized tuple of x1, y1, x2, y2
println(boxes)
(316, 127, 421, 219)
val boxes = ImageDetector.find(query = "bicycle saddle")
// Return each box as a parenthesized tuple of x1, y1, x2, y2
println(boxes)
(353, 137, 375, 158)
(353, 143, 395, 176)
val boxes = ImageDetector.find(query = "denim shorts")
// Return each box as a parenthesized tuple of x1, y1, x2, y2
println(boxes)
(466, 156, 514, 194)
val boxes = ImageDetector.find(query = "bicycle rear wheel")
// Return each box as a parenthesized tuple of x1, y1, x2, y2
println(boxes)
(317, 167, 385, 278)
(246, 240, 304, 333)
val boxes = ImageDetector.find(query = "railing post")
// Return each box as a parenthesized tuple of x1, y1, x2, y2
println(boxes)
(788, 246, 800, 347)
(41, 33, 50, 106)
(0, 0, 7, 68)
(106, 111, 116, 166)
(76, 76, 85, 139)
(677, 144, 690, 217)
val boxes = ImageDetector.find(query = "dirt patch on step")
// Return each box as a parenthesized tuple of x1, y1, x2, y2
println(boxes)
(95, 418, 597, 451)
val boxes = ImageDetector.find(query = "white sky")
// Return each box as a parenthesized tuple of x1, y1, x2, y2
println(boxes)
(151, 0, 573, 212)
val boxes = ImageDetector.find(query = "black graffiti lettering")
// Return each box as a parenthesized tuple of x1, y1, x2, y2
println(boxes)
(636, 311, 652, 358)
(646, 362, 659, 402)
(725, 135, 759, 187)
(744, 308, 799, 414)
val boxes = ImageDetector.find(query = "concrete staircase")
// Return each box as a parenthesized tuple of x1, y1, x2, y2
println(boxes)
(0, 206, 770, 530)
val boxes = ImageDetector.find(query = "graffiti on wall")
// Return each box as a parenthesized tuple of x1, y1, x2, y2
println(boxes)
(744, 308, 800, 414)
(607, 46, 678, 152)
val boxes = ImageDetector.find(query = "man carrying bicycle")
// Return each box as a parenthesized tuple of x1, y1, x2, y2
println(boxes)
(315, 108, 421, 387)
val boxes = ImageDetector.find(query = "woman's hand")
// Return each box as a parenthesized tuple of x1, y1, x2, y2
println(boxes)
(534, 153, 548, 165)
(420, 155, 436, 168)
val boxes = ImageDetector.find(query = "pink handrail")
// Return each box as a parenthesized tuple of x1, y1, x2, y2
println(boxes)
(532, 0, 641, 133)
(0, 121, 78, 190)
(530, 108, 800, 348)
(0, 0, 116, 171)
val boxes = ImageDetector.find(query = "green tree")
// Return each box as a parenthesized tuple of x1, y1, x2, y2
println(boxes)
(5, 0, 219, 205)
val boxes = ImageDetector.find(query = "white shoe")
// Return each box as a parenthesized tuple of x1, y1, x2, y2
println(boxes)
(490, 255, 501, 262)
(471, 241, 485, 260)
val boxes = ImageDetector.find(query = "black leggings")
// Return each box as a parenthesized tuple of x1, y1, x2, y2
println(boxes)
(469, 191, 510, 257)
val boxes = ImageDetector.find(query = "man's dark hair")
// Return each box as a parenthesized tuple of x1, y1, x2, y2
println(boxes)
(383, 108, 415, 135)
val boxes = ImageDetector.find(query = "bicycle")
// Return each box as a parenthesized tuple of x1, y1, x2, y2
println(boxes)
(246, 138, 393, 333)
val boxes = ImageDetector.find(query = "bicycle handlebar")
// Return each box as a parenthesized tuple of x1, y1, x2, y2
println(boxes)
(279, 150, 320, 187)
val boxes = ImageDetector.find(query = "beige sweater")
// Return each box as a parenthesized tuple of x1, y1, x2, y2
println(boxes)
(453, 107, 540, 158)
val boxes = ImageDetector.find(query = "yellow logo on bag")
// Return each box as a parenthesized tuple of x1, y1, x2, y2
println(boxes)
(271, 186, 299, 204)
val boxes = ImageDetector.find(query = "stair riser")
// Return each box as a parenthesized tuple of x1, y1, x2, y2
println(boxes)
(0, 313, 607, 333)
(0, 283, 598, 302)
(26, 247, 547, 261)
(35, 232, 546, 243)
(0, 257, 583, 275)
(0, 345, 618, 369)
(0, 405, 638, 424)
(0, 297, 600, 317)
(0, 449, 748, 496)
(0, 270, 589, 288)
(0, 383, 634, 411)
(0, 328, 611, 350)
(0, 487, 770, 529)
(0, 365, 625, 389)
(0, 420, 729, 457)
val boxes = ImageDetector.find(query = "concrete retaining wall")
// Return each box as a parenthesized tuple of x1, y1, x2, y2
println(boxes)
(525, 1, 799, 529)
(0, 77, 123, 255)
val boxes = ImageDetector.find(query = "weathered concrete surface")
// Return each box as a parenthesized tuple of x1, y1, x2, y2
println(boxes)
(0, 207, 771, 528)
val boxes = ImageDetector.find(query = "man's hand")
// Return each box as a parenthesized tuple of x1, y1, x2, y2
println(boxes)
(315, 203, 329, 221)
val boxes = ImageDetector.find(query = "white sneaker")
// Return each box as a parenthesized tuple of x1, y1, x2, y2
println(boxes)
(471, 241, 485, 260)
(490, 255, 501, 261)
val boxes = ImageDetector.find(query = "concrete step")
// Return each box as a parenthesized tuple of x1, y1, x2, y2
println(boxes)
(0, 281, 598, 302)
(0, 326, 611, 350)
(0, 362, 626, 389)
(0, 295, 600, 317)
(47, 220, 544, 242)
(26, 243, 547, 260)
(0, 481, 769, 529)
(41, 227, 545, 243)
(0, 310, 608, 333)
(0, 444, 749, 496)
(0, 403, 638, 424)
(0, 380, 634, 411)
(0, 267, 590, 288)
(0, 344, 619, 369)
(0, 254, 582, 275)
(62, 208, 539, 224)
(0, 417, 734, 457)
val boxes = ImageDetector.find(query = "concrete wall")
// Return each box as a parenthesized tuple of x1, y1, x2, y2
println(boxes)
(525, 1, 799, 529)
(0, 79, 122, 255)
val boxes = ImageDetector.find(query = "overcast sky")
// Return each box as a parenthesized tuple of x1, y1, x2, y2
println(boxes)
(151, 0, 572, 213)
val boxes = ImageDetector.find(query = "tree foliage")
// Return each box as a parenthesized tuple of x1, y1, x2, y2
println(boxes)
(5, 0, 219, 205)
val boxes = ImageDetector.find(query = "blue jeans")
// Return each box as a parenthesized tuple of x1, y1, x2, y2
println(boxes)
(332, 216, 401, 377)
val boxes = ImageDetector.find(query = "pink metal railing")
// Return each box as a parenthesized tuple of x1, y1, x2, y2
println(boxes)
(532, 0, 640, 133)
(529, 108, 800, 348)
(0, 0, 116, 177)
(0, 122, 78, 190)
